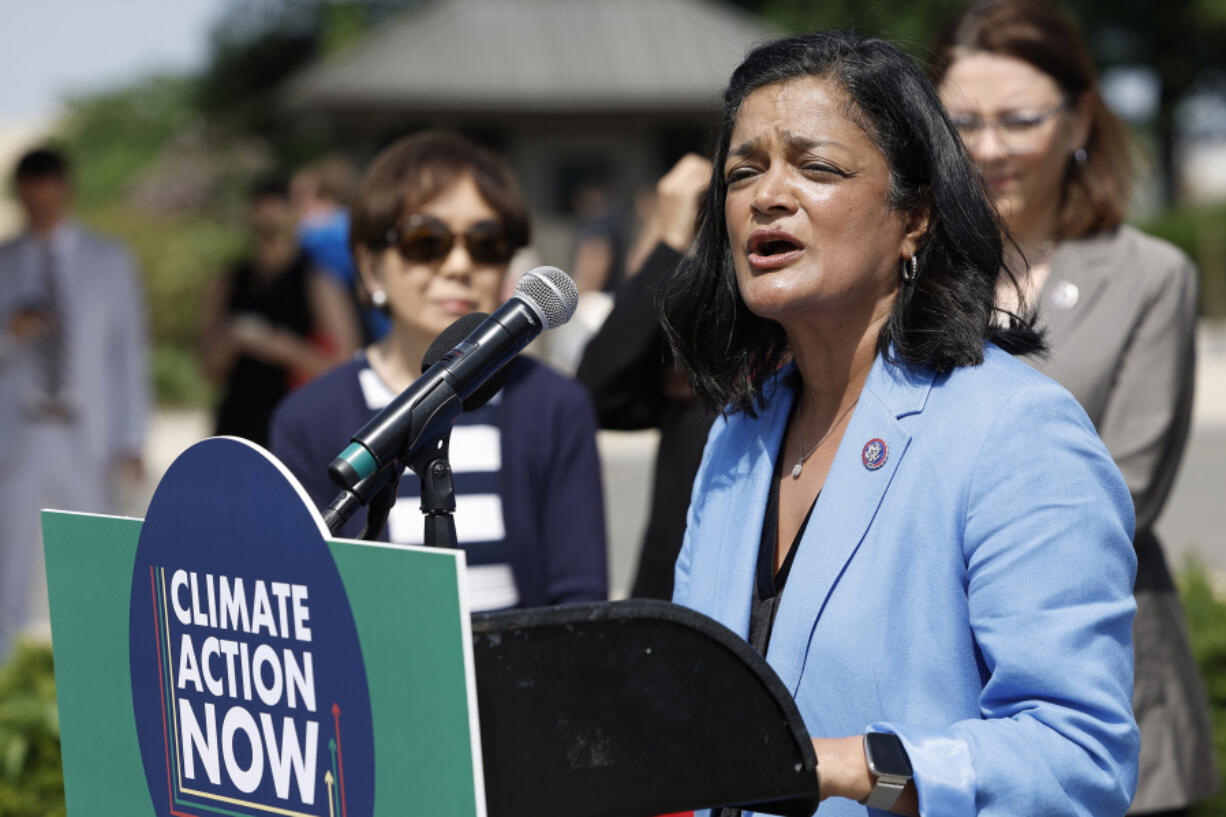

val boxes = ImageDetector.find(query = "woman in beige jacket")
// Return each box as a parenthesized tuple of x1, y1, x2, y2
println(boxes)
(933, 2, 1216, 814)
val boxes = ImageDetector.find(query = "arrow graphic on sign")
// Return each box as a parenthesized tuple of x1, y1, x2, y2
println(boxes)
(329, 739, 341, 817)
(332, 702, 348, 817)
(324, 771, 335, 817)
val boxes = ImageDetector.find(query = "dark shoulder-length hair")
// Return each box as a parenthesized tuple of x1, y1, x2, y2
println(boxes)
(930, 0, 1133, 239)
(661, 30, 1043, 415)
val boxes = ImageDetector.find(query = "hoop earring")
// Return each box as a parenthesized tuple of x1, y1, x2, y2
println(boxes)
(901, 253, 918, 282)
(370, 289, 388, 309)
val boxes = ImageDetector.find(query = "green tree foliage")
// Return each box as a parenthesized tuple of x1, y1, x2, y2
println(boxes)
(1141, 200, 1226, 316)
(735, 0, 1226, 83)
(57, 76, 199, 210)
(53, 77, 250, 405)
(198, 4, 322, 141)
(196, 0, 414, 160)
(1071, 0, 1226, 202)
(84, 204, 244, 405)
(0, 643, 64, 817)
(740, 0, 964, 54)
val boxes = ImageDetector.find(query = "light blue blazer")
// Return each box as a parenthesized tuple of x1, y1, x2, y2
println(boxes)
(674, 345, 1139, 817)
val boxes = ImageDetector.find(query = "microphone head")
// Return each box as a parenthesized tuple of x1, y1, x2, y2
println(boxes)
(514, 266, 578, 330)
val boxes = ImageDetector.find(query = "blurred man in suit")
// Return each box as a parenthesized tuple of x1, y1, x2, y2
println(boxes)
(0, 146, 149, 660)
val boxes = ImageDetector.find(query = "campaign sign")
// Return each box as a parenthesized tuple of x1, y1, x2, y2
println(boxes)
(129, 439, 373, 817)
(44, 437, 485, 817)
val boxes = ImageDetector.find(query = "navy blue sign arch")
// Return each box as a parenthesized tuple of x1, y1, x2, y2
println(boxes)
(129, 438, 374, 817)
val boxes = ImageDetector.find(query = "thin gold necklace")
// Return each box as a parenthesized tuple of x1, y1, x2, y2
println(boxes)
(792, 397, 860, 479)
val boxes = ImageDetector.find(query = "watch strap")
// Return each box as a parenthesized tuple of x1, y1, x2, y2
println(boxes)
(862, 775, 907, 810)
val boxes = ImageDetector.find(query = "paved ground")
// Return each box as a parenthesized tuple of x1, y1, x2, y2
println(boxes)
(1156, 322, 1226, 583)
(143, 321, 1226, 598)
(1158, 426, 1226, 573)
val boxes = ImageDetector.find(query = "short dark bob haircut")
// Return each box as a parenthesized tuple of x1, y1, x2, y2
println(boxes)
(13, 146, 70, 184)
(661, 30, 1044, 415)
(349, 130, 530, 258)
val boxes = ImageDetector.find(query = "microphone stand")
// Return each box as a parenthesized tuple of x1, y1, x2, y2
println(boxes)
(406, 432, 458, 549)
(360, 467, 401, 541)
(321, 372, 465, 540)
(321, 430, 457, 549)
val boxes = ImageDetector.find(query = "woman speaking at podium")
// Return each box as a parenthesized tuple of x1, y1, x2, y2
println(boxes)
(664, 32, 1139, 816)
(270, 131, 607, 611)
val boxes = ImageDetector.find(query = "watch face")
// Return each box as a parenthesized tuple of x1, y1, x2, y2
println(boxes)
(866, 732, 913, 777)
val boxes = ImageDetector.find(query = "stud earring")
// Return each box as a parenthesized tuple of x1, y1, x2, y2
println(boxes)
(1073, 148, 1088, 164)
(370, 289, 388, 309)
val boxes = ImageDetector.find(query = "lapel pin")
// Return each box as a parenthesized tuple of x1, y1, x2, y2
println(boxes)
(862, 438, 887, 470)
(1048, 281, 1079, 310)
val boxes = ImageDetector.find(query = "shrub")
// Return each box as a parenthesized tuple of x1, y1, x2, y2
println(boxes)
(1138, 201, 1226, 318)
(1181, 559, 1226, 816)
(153, 344, 215, 408)
(0, 642, 64, 817)
(81, 205, 242, 407)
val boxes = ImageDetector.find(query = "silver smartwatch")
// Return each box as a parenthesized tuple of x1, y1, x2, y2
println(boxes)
(861, 732, 913, 811)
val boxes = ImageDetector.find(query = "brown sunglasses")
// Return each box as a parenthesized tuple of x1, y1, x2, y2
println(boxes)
(384, 214, 517, 265)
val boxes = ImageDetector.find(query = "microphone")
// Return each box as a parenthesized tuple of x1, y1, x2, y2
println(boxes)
(419, 311, 511, 412)
(327, 266, 578, 490)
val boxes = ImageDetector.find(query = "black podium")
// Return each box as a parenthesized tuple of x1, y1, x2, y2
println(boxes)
(473, 600, 821, 817)
(323, 395, 821, 816)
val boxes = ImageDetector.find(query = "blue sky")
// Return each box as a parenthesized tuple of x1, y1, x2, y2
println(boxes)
(0, 0, 231, 121)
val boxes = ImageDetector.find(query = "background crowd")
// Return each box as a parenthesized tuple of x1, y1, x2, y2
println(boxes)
(2, 0, 1226, 815)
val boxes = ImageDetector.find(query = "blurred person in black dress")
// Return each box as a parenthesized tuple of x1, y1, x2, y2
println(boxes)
(570, 178, 627, 296)
(200, 176, 359, 447)
(576, 154, 714, 598)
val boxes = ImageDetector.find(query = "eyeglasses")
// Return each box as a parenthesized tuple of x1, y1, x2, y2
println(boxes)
(384, 214, 517, 265)
(948, 102, 1069, 154)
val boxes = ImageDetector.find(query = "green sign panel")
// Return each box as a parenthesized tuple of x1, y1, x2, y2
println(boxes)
(43, 438, 486, 817)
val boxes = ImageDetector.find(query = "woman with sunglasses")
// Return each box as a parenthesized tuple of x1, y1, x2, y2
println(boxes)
(270, 131, 608, 611)
(933, 2, 1215, 813)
